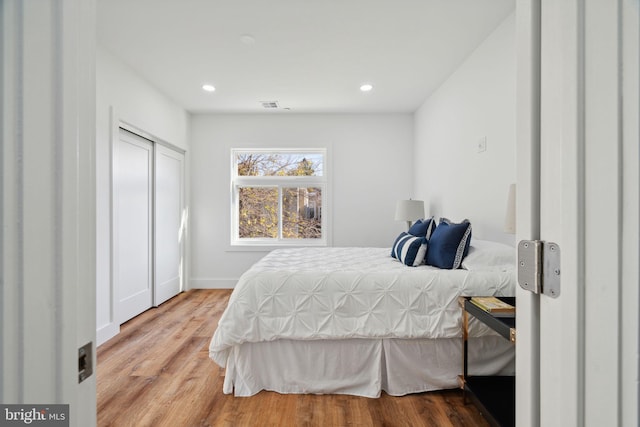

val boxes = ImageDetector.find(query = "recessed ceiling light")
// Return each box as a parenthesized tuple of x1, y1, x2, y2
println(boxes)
(261, 101, 279, 109)
(202, 84, 216, 92)
(360, 83, 373, 92)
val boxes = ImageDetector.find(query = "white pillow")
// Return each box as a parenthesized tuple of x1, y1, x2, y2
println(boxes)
(461, 239, 516, 271)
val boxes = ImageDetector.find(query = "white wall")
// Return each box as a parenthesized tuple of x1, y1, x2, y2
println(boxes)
(189, 113, 414, 288)
(96, 45, 189, 345)
(414, 13, 516, 245)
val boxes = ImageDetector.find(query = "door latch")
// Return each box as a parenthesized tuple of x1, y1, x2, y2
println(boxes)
(517, 240, 561, 298)
(78, 342, 93, 383)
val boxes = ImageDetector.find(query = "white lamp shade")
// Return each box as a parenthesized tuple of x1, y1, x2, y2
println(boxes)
(394, 199, 425, 222)
(504, 183, 516, 234)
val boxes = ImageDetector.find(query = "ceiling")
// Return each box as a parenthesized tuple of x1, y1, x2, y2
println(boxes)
(97, 0, 515, 114)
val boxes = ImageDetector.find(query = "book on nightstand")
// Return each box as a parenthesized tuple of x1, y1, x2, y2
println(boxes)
(470, 297, 515, 317)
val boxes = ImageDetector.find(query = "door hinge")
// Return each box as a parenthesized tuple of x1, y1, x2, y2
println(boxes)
(517, 240, 561, 298)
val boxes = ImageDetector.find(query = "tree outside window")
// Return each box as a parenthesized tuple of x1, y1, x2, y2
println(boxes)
(231, 149, 327, 245)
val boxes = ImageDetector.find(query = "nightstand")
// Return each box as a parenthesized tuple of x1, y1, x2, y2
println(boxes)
(458, 296, 515, 427)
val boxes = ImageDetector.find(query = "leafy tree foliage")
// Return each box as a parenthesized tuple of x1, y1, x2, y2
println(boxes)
(237, 154, 322, 239)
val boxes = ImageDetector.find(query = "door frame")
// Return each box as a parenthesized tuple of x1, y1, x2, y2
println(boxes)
(515, 0, 639, 425)
(619, 3, 639, 425)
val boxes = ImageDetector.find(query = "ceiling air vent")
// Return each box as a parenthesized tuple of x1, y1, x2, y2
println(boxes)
(261, 101, 279, 109)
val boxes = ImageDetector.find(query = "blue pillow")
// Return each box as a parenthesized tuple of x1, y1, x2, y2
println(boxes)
(425, 218, 472, 269)
(408, 217, 436, 239)
(391, 232, 427, 267)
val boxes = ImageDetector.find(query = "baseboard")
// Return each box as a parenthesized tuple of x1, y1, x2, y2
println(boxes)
(96, 322, 120, 347)
(189, 278, 238, 289)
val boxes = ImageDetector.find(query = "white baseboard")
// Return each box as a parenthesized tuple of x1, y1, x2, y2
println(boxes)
(189, 278, 238, 289)
(96, 322, 120, 347)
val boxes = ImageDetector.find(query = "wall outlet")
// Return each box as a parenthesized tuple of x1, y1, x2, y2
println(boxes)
(477, 136, 487, 153)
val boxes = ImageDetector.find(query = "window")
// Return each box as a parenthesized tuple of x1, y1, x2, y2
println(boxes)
(231, 148, 328, 246)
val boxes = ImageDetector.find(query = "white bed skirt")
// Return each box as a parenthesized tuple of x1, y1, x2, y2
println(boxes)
(222, 335, 514, 397)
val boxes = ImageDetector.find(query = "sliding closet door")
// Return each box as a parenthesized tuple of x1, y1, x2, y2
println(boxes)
(114, 129, 154, 323)
(154, 144, 185, 306)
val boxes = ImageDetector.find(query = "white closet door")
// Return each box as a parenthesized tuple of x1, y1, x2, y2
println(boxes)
(114, 129, 154, 323)
(154, 144, 185, 306)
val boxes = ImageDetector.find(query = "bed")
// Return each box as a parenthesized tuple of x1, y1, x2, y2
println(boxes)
(209, 240, 516, 397)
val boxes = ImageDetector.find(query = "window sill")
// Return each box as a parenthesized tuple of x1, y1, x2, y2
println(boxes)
(226, 242, 328, 252)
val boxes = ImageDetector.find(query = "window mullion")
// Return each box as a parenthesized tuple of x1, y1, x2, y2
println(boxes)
(277, 186, 283, 241)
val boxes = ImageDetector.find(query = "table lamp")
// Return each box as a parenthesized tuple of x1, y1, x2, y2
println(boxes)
(395, 199, 425, 231)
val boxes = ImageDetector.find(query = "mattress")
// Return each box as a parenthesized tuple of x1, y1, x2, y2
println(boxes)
(210, 246, 515, 367)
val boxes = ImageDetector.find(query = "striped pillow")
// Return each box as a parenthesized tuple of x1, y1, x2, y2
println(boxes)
(391, 232, 427, 266)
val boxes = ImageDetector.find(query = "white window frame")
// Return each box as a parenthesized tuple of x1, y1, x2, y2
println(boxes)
(230, 148, 329, 247)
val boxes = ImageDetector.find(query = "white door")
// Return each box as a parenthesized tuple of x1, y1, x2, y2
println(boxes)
(154, 144, 185, 306)
(516, 1, 639, 426)
(2, 1, 96, 425)
(114, 129, 154, 323)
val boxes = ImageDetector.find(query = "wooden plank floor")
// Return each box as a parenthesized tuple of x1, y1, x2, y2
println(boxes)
(97, 289, 490, 427)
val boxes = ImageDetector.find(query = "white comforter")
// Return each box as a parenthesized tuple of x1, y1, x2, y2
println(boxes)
(210, 247, 515, 366)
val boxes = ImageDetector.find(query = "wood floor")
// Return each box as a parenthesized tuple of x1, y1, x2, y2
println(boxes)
(97, 289, 490, 427)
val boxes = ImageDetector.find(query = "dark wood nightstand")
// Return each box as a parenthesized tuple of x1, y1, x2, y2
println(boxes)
(458, 296, 515, 427)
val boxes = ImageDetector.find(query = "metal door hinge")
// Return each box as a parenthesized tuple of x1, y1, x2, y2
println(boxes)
(517, 240, 561, 298)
